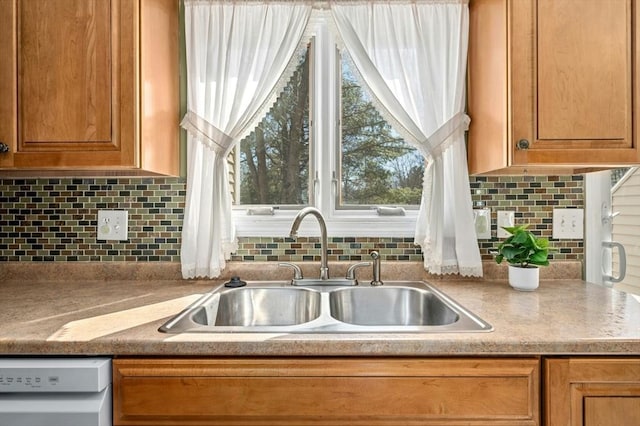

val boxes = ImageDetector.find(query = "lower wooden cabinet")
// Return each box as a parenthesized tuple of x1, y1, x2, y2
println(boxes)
(113, 357, 540, 426)
(545, 358, 640, 426)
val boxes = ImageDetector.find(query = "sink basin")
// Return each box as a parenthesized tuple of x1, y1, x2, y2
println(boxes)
(194, 287, 321, 326)
(329, 287, 459, 326)
(159, 281, 492, 333)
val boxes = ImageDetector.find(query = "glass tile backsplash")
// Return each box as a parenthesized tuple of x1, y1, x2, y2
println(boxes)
(0, 175, 583, 262)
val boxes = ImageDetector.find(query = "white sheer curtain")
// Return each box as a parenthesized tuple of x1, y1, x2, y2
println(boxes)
(181, 1, 312, 278)
(331, 1, 482, 276)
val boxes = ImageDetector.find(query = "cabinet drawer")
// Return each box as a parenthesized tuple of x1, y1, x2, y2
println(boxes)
(114, 358, 540, 426)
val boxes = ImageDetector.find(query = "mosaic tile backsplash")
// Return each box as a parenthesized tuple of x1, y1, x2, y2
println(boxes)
(0, 175, 583, 263)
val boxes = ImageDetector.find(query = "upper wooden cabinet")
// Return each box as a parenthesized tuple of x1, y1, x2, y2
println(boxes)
(468, 0, 640, 175)
(0, 0, 179, 175)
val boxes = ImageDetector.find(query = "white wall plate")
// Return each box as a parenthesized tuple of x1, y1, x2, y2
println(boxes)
(497, 210, 515, 238)
(97, 210, 129, 241)
(474, 209, 491, 239)
(553, 208, 584, 239)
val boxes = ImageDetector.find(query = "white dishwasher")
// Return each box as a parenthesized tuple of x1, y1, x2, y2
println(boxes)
(0, 357, 111, 426)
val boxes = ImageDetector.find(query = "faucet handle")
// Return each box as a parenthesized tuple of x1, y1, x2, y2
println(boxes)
(278, 262, 303, 280)
(345, 261, 371, 280)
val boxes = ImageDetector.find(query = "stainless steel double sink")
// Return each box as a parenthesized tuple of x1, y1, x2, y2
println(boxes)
(159, 280, 492, 333)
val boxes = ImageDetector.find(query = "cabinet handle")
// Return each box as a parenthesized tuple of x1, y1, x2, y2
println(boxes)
(0, 142, 9, 153)
(516, 139, 530, 150)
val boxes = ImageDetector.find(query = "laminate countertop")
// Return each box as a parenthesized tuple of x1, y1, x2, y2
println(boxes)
(1, 262, 639, 356)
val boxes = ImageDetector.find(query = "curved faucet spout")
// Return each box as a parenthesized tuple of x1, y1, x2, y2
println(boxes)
(289, 207, 329, 280)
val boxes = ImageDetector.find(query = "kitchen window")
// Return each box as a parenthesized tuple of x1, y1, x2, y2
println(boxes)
(233, 25, 423, 237)
(181, 1, 480, 279)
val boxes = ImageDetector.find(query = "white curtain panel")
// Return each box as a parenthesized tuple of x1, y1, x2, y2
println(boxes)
(181, 1, 312, 278)
(331, 1, 482, 276)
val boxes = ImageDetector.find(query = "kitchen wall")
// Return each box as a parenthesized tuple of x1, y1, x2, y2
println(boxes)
(0, 175, 583, 263)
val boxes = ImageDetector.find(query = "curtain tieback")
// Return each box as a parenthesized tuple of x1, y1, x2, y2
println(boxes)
(180, 110, 235, 154)
(422, 112, 470, 159)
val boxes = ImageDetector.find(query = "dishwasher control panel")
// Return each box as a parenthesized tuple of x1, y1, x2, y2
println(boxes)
(0, 358, 111, 392)
(0, 373, 46, 389)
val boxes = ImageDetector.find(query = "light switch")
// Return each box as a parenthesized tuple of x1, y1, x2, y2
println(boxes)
(97, 210, 129, 241)
(474, 209, 491, 239)
(553, 208, 584, 239)
(497, 210, 515, 238)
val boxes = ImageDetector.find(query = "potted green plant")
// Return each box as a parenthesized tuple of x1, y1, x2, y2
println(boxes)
(495, 224, 550, 291)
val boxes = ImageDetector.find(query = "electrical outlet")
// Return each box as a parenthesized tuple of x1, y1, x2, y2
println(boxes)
(97, 210, 129, 241)
(553, 208, 584, 239)
(497, 210, 515, 238)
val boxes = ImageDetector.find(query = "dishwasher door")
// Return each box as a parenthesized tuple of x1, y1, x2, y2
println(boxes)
(0, 357, 112, 426)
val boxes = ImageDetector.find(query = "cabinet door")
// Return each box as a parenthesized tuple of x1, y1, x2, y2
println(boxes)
(511, 0, 638, 167)
(114, 357, 540, 426)
(545, 358, 640, 426)
(8, 0, 135, 169)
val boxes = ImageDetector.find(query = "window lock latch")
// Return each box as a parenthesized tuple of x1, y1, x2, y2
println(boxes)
(376, 206, 406, 216)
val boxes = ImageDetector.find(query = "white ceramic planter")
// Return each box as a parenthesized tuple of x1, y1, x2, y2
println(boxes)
(508, 265, 540, 291)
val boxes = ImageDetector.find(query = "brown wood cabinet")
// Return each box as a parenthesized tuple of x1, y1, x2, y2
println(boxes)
(113, 357, 540, 426)
(468, 0, 640, 175)
(0, 0, 179, 175)
(545, 357, 640, 426)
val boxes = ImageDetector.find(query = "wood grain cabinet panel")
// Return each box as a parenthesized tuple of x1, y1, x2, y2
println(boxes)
(468, 0, 640, 175)
(113, 357, 540, 426)
(545, 357, 640, 426)
(0, 0, 179, 175)
(19, 0, 113, 149)
(0, 0, 17, 169)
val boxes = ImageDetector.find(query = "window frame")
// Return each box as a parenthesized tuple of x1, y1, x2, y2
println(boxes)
(233, 23, 419, 238)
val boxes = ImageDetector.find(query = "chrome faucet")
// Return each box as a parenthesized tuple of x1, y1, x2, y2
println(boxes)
(289, 207, 329, 280)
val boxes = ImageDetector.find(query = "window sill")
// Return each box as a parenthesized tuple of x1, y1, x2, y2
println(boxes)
(233, 209, 417, 237)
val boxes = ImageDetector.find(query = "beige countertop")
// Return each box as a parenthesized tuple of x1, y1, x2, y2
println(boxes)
(1, 262, 639, 356)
